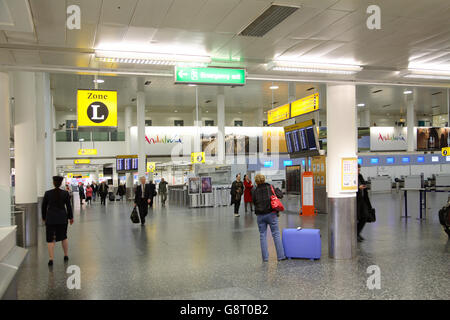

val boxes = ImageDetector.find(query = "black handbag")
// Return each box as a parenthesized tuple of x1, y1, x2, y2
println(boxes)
(367, 208, 376, 223)
(130, 207, 140, 224)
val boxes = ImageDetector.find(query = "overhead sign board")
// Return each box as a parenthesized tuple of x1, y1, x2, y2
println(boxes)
(191, 152, 205, 164)
(74, 159, 91, 164)
(78, 149, 97, 156)
(291, 93, 319, 118)
(77, 89, 117, 130)
(267, 104, 290, 125)
(147, 161, 156, 173)
(174, 67, 245, 86)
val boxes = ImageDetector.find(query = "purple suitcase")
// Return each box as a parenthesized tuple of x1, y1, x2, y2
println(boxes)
(282, 228, 321, 260)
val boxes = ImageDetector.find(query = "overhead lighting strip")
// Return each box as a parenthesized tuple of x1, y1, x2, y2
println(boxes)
(401, 67, 450, 80)
(267, 60, 362, 74)
(95, 50, 211, 67)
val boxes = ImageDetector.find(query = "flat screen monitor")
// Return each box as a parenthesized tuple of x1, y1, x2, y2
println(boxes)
(417, 156, 425, 163)
(401, 157, 410, 163)
(103, 167, 113, 175)
(284, 120, 320, 157)
(386, 157, 395, 164)
(116, 158, 125, 171)
(358, 158, 363, 165)
(370, 158, 379, 164)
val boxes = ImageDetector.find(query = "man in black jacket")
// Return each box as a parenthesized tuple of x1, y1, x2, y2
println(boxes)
(98, 181, 109, 205)
(357, 164, 372, 242)
(134, 176, 151, 225)
(148, 180, 157, 208)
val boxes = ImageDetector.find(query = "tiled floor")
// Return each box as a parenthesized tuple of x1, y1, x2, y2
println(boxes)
(16, 191, 450, 300)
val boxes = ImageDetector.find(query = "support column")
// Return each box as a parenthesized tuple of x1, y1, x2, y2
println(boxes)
(14, 72, 38, 246)
(124, 105, 133, 196)
(447, 89, 449, 127)
(326, 84, 357, 260)
(217, 87, 225, 164)
(288, 82, 296, 103)
(361, 108, 371, 127)
(137, 91, 146, 178)
(0, 72, 11, 226)
(35, 72, 53, 200)
(256, 107, 264, 127)
(193, 87, 202, 154)
(406, 93, 416, 152)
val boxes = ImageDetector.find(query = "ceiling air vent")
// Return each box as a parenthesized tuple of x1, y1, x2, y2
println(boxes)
(431, 91, 442, 96)
(239, 4, 299, 37)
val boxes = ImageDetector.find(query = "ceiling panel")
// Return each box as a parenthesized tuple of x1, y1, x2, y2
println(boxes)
(329, 0, 369, 11)
(130, 0, 173, 29)
(12, 50, 41, 65)
(4, 30, 37, 44)
(40, 52, 91, 67)
(0, 0, 34, 33)
(160, 0, 208, 29)
(313, 11, 366, 41)
(94, 24, 128, 48)
(189, 0, 240, 32)
(0, 48, 14, 64)
(100, 0, 138, 26)
(29, 0, 66, 45)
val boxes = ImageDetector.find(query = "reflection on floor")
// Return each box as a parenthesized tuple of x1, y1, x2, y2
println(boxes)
(16, 192, 450, 300)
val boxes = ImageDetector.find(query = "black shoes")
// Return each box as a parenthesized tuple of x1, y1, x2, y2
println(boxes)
(48, 260, 53, 266)
(357, 235, 365, 242)
(64, 256, 69, 262)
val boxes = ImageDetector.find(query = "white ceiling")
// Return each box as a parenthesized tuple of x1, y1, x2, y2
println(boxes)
(0, 0, 449, 87)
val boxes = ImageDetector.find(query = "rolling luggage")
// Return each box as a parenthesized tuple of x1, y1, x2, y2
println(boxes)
(109, 192, 115, 201)
(282, 228, 321, 260)
(438, 201, 450, 238)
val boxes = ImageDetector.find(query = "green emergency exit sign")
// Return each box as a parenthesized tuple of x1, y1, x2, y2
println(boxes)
(174, 67, 246, 86)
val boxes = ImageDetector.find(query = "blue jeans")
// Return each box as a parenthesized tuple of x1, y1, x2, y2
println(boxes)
(257, 213, 286, 261)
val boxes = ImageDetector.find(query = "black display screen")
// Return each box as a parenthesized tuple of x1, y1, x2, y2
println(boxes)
(284, 125, 318, 155)
(116, 158, 125, 171)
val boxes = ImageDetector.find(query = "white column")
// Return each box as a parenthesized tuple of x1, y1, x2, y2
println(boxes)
(0, 72, 11, 226)
(137, 91, 146, 177)
(50, 93, 56, 176)
(35, 72, 53, 198)
(124, 105, 133, 195)
(217, 87, 225, 163)
(326, 84, 357, 260)
(193, 87, 202, 153)
(256, 107, 264, 127)
(406, 94, 415, 152)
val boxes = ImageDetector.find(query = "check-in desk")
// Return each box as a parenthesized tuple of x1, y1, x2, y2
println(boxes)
(370, 176, 392, 193)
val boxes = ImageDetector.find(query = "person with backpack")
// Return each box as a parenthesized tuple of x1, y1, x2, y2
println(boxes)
(252, 174, 286, 262)
(42, 176, 74, 266)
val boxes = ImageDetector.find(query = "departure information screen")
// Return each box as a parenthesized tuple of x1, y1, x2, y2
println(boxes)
(116, 158, 125, 171)
(116, 155, 138, 172)
(285, 126, 318, 154)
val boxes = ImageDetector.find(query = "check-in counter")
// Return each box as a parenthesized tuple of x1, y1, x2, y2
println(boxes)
(435, 174, 450, 187)
(370, 176, 392, 193)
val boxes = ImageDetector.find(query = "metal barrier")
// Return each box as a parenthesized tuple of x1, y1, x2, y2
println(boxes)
(12, 204, 37, 247)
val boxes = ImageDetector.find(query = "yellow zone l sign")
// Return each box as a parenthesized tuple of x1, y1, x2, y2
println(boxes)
(147, 162, 156, 173)
(77, 89, 118, 128)
(191, 152, 205, 164)
(74, 159, 91, 164)
(442, 147, 450, 156)
(78, 149, 97, 156)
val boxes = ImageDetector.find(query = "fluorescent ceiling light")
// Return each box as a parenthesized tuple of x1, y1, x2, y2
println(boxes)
(93, 79, 104, 83)
(357, 103, 365, 107)
(403, 90, 413, 94)
(269, 85, 279, 90)
(401, 67, 450, 80)
(95, 50, 211, 67)
(267, 60, 362, 75)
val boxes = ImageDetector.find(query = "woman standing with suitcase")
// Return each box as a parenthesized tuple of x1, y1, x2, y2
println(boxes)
(252, 174, 286, 262)
(243, 174, 254, 213)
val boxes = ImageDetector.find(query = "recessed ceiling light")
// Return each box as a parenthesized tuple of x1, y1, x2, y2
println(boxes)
(174, 110, 178, 113)
(188, 84, 197, 87)
(269, 85, 279, 90)
(93, 79, 104, 83)
(403, 90, 413, 95)
(357, 103, 365, 107)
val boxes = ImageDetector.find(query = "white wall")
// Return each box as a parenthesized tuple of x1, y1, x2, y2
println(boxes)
(55, 141, 126, 158)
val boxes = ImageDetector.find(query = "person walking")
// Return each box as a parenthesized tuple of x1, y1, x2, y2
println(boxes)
(78, 183, 85, 207)
(134, 176, 151, 225)
(98, 181, 109, 206)
(117, 183, 126, 201)
(92, 182, 98, 202)
(243, 174, 254, 213)
(65, 184, 73, 208)
(230, 173, 244, 217)
(159, 178, 168, 207)
(357, 164, 372, 242)
(85, 184, 93, 205)
(252, 174, 286, 262)
(42, 176, 74, 266)
(148, 180, 157, 208)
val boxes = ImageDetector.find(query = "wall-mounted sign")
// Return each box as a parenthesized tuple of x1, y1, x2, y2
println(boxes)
(370, 127, 408, 151)
(74, 159, 91, 164)
(147, 161, 156, 173)
(174, 67, 246, 86)
(191, 152, 205, 164)
(267, 104, 290, 125)
(341, 157, 358, 192)
(442, 147, 450, 156)
(417, 127, 449, 151)
(301, 171, 315, 216)
(67, 173, 73, 179)
(291, 93, 319, 118)
(77, 89, 117, 129)
(78, 149, 97, 156)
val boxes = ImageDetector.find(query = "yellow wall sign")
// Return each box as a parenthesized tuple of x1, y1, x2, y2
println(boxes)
(291, 93, 319, 118)
(147, 162, 156, 173)
(74, 159, 91, 164)
(442, 147, 450, 156)
(77, 90, 117, 128)
(78, 149, 97, 156)
(284, 119, 315, 132)
(67, 173, 73, 179)
(267, 104, 290, 125)
(191, 152, 205, 164)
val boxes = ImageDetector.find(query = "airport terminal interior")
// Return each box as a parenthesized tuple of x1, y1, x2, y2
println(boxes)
(0, 0, 449, 300)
